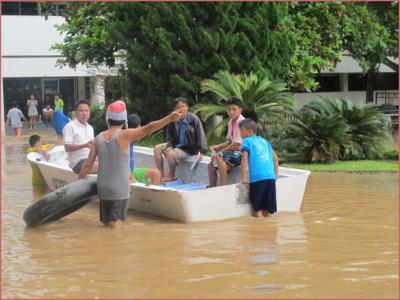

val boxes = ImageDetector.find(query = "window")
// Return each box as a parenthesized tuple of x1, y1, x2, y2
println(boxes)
(374, 73, 398, 90)
(1, 2, 67, 15)
(348, 74, 367, 91)
(2, 2, 38, 15)
(20, 2, 38, 15)
(315, 74, 340, 92)
(2, 2, 19, 15)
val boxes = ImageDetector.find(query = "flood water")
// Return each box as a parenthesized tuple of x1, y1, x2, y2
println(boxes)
(1, 129, 398, 298)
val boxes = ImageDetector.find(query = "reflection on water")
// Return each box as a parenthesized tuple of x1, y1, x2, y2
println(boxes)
(2, 131, 398, 298)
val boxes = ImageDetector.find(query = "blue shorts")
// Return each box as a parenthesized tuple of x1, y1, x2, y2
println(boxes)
(249, 179, 277, 213)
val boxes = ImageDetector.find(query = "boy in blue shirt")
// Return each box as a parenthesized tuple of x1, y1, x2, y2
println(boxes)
(239, 119, 279, 218)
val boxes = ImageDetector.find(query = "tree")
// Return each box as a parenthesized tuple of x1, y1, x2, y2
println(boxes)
(53, 2, 298, 121)
(52, 2, 398, 117)
(192, 70, 294, 136)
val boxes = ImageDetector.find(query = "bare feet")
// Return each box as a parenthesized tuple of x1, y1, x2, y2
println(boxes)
(262, 210, 269, 217)
(107, 220, 123, 229)
(252, 211, 264, 218)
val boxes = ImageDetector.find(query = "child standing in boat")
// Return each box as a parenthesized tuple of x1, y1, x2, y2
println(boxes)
(79, 100, 182, 229)
(239, 118, 279, 218)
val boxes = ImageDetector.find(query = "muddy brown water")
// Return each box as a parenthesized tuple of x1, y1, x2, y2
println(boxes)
(1, 130, 398, 298)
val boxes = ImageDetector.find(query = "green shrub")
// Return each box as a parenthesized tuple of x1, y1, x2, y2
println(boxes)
(286, 97, 387, 163)
(383, 148, 399, 160)
(286, 102, 349, 163)
(90, 104, 107, 135)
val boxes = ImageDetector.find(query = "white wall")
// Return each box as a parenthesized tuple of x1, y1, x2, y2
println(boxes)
(321, 56, 396, 74)
(1, 15, 116, 78)
(294, 91, 367, 109)
(2, 15, 65, 56)
(2, 57, 91, 77)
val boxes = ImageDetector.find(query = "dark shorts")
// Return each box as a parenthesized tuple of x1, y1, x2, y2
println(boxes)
(72, 159, 86, 174)
(99, 199, 129, 224)
(215, 150, 242, 169)
(249, 179, 277, 213)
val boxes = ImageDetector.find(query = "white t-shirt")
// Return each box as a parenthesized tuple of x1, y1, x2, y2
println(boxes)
(62, 119, 94, 169)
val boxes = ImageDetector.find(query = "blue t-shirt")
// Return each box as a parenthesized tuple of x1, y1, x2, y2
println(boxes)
(175, 115, 188, 148)
(130, 141, 135, 171)
(242, 135, 276, 183)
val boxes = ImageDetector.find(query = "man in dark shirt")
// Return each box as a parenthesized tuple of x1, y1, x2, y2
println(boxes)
(154, 97, 207, 182)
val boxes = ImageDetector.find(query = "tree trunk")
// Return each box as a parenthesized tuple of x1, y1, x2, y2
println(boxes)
(366, 70, 375, 103)
(383, 57, 398, 72)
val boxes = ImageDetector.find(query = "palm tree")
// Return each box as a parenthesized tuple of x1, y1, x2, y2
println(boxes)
(192, 70, 295, 136)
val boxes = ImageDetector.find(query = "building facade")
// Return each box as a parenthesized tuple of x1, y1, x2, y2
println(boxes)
(294, 56, 398, 109)
(1, 2, 114, 125)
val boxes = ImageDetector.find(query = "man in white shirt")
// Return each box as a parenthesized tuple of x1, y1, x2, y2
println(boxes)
(62, 100, 98, 175)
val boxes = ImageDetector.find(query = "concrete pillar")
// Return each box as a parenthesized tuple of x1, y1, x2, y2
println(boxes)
(77, 77, 86, 100)
(91, 75, 106, 108)
(339, 73, 349, 92)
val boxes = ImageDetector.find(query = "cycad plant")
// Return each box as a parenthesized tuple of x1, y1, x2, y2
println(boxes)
(286, 97, 386, 162)
(192, 70, 295, 136)
(286, 100, 350, 163)
(306, 97, 386, 159)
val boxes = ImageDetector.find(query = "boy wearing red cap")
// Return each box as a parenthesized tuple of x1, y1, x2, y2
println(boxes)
(80, 100, 182, 229)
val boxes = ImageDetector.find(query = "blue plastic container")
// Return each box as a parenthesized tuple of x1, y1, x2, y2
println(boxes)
(161, 179, 184, 187)
(171, 182, 207, 191)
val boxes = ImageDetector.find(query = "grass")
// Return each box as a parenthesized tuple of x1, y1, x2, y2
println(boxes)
(284, 160, 398, 172)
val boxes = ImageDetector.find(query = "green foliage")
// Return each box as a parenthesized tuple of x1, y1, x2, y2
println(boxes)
(343, 2, 398, 72)
(136, 130, 164, 147)
(329, 98, 385, 159)
(90, 104, 107, 135)
(286, 97, 387, 163)
(383, 148, 399, 160)
(52, 2, 397, 117)
(192, 70, 294, 136)
(286, 101, 349, 163)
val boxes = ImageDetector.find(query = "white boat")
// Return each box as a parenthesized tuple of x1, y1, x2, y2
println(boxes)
(27, 145, 310, 222)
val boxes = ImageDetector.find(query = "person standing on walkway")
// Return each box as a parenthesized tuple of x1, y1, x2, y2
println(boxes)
(27, 94, 38, 130)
